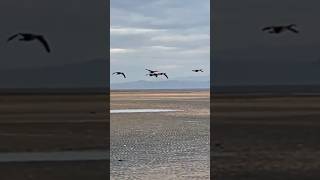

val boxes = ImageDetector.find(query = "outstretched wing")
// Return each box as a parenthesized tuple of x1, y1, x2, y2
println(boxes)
(288, 27, 299, 33)
(146, 69, 157, 73)
(121, 73, 126, 78)
(7, 34, 19, 42)
(36, 36, 51, 53)
(262, 26, 272, 31)
(164, 73, 168, 79)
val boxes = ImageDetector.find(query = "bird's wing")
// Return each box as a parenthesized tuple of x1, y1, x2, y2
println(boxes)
(288, 27, 299, 33)
(192, 70, 196, 72)
(7, 34, 19, 42)
(112, 72, 117, 75)
(262, 26, 272, 31)
(122, 73, 126, 78)
(145, 69, 152, 72)
(164, 74, 168, 79)
(36, 36, 51, 53)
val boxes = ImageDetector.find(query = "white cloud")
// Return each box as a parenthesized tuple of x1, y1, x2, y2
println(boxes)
(151, 34, 209, 43)
(111, 26, 166, 35)
(156, 64, 180, 70)
(179, 46, 210, 55)
(110, 48, 135, 54)
(148, 46, 179, 50)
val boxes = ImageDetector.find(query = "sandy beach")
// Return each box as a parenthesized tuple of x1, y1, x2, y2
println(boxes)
(212, 94, 320, 180)
(0, 94, 109, 180)
(111, 90, 210, 180)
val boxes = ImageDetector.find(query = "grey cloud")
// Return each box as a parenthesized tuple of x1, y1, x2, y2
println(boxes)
(111, 0, 210, 83)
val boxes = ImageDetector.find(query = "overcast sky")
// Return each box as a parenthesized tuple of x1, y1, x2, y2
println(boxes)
(0, 0, 108, 88)
(110, 0, 210, 83)
(0, 0, 108, 69)
(214, 0, 320, 85)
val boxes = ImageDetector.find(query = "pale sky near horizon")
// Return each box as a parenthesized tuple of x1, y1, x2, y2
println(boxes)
(110, 0, 210, 83)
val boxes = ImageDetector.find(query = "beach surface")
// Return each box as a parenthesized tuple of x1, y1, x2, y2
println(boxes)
(212, 94, 320, 180)
(0, 94, 109, 180)
(111, 90, 210, 180)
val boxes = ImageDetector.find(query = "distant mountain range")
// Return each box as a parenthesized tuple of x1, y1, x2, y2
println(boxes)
(111, 79, 210, 90)
(0, 59, 210, 90)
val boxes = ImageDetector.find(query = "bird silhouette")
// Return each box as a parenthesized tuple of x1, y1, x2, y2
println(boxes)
(157, 72, 168, 79)
(192, 69, 203, 72)
(113, 72, 126, 78)
(146, 73, 159, 77)
(262, 24, 299, 34)
(7, 33, 51, 53)
(145, 69, 159, 74)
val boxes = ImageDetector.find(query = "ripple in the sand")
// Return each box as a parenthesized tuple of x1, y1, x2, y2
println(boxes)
(110, 109, 183, 113)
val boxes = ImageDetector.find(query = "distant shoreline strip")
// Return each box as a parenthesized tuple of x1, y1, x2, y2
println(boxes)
(111, 109, 183, 113)
(0, 150, 109, 162)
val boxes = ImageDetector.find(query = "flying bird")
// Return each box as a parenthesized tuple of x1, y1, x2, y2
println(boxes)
(192, 69, 204, 72)
(157, 72, 168, 79)
(7, 33, 51, 52)
(113, 72, 126, 78)
(146, 73, 159, 77)
(262, 24, 299, 34)
(145, 69, 159, 74)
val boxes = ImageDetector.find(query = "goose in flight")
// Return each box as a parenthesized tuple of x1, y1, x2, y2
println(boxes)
(192, 69, 204, 72)
(146, 73, 159, 77)
(145, 69, 159, 74)
(262, 24, 299, 34)
(7, 33, 51, 53)
(113, 72, 126, 78)
(157, 72, 168, 79)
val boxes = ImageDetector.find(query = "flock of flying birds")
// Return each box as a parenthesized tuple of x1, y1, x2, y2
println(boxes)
(113, 24, 299, 81)
(6, 24, 299, 76)
(113, 68, 204, 79)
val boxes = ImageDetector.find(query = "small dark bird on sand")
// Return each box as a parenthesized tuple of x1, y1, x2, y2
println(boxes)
(112, 72, 126, 78)
(214, 143, 222, 147)
(145, 69, 159, 74)
(262, 24, 299, 34)
(192, 69, 203, 72)
(7, 33, 51, 52)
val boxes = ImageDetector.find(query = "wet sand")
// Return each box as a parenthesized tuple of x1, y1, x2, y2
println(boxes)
(0, 94, 109, 180)
(111, 90, 210, 180)
(212, 95, 320, 180)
